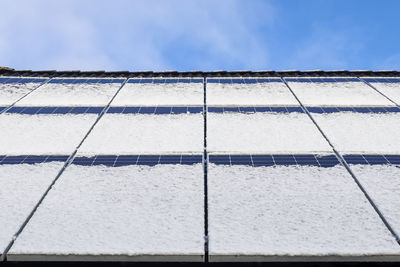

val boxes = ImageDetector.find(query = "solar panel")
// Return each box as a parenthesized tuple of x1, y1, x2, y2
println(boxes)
(363, 78, 400, 104)
(127, 78, 202, 84)
(0, 77, 47, 84)
(49, 78, 125, 84)
(0, 155, 69, 165)
(208, 154, 340, 167)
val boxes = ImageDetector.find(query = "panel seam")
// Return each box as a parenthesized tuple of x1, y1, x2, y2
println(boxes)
(281, 77, 400, 245)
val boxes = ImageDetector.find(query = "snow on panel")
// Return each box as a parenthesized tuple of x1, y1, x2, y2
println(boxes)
(351, 164, 400, 236)
(312, 113, 400, 153)
(112, 82, 203, 106)
(79, 114, 203, 155)
(207, 112, 331, 153)
(0, 82, 41, 106)
(0, 114, 97, 155)
(10, 164, 204, 257)
(208, 164, 400, 256)
(369, 82, 400, 104)
(207, 80, 298, 106)
(16, 82, 121, 107)
(0, 162, 64, 253)
(288, 80, 394, 106)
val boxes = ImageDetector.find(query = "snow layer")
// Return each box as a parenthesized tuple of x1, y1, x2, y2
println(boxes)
(0, 114, 97, 155)
(370, 82, 400, 104)
(0, 162, 64, 253)
(207, 112, 331, 153)
(288, 81, 394, 106)
(79, 114, 203, 154)
(207, 82, 298, 106)
(208, 164, 400, 256)
(10, 164, 204, 256)
(16, 82, 121, 106)
(112, 82, 203, 106)
(312, 113, 400, 153)
(351, 164, 400, 236)
(0, 82, 41, 106)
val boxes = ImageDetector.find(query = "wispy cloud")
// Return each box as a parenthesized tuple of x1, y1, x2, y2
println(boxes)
(0, 0, 275, 71)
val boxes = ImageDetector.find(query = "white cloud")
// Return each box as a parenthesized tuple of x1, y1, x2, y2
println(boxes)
(0, 0, 275, 71)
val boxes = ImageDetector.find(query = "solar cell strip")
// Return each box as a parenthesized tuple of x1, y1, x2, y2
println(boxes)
(127, 78, 203, 84)
(208, 154, 341, 167)
(363, 78, 400, 83)
(5, 106, 105, 115)
(207, 106, 304, 113)
(49, 78, 125, 84)
(285, 78, 360, 83)
(107, 106, 203, 114)
(206, 78, 282, 84)
(0, 77, 47, 84)
(306, 106, 400, 114)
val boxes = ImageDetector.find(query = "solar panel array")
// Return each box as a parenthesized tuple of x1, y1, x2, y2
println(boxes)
(1, 75, 400, 262)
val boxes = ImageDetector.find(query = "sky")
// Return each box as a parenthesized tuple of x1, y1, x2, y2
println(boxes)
(0, 0, 399, 71)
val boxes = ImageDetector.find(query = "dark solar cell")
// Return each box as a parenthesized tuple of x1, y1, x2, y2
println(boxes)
(136, 155, 160, 166)
(254, 107, 271, 112)
(337, 107, 355, 112)
(53, 107, 73, 114)
(171, 106, 188, 114)
(207, 79, 219, 83)
(273, 155, 296, 166)
(181, 155, 202, 165)
(286, 107, 303, 113)
(209, 155, 230, 165)
(155, 106, 172, 114)
(139, 106, 156, 114)
(238, 107, 255, 113)
(159, 155, 181, 165)
(165, 79, 179, 83)
(140, 78, 153, 83)
(36, 107, 57, 114)
(270, 107, 288, 113)
(7, 107, 27, 113)
(188, 107, 203, 114)
(191, 78, 203, 83)
(19, 107, 41, 114)
(86, 107, 104, 114)
(223, 107, 240, 112)
(46, 155, 69, 162)
(230, 155, 252, 166)
(251, 155, 274, 167)
(384, 155, 400, 165)
(128, 79, 141, 83)
(0, 106, 6, 113)
(22, 155, 48, 164)
(219, 79, 231, 84)
(153, 79, 165, 84)
(293, 154, 320, 166)
(363, 155, 389, 165)
(208, 107, 224, 113)
(92, 155, 116, 166)
(306, 107, 325, 113)
(113, 155, 139, 167)
(107, 107, 125, 114)
(231, 79, 244, 84)
(72, 156, 96, 166)
(321, 107, 340, 113)
(343, 155, 367, 165)
(70, 107, 90, 114)
(353, 107, 371, 113)
(123, 107, 140, 114)
(316, 155, 340, 167)
(1, 156, 27, 164)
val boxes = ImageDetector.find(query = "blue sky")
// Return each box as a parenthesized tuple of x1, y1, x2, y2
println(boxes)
(1, 0, 399, 71)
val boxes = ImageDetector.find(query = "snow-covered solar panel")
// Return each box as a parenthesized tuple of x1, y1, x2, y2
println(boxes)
(111, 78, 203, 106)
(78, 113, 203, 155)
(208, 163, 400, 261)
(0, 77, 47, 106)
(208, 112, 331, 153)
(286, 77, 394, 106)
(310, 110, 400, 153)
(0, 113, 98, 155)
(107, 106, 203, 114)
(348, 161, 400, 239)
(207, 77, 298, 106)
(362, 77, 400, 104)
(16, 78, 123, 107)
(8, 164, 204, 261)
(306, 106, 400, 114)
(0, 162, 64, 255)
